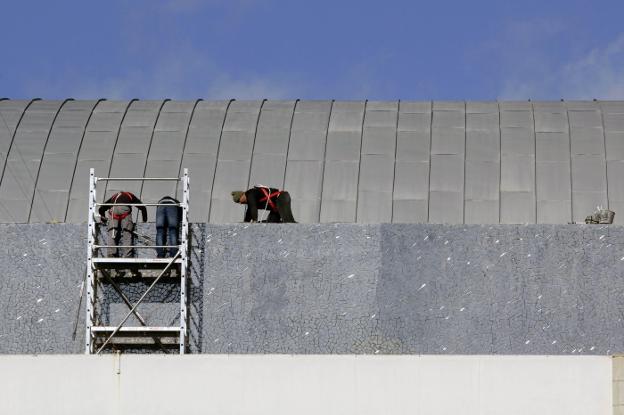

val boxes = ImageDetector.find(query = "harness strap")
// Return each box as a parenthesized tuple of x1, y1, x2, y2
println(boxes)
(110, 192, 133, 220)
(258, 187, 281, 212)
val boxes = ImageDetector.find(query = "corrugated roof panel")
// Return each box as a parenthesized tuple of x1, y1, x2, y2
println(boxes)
(608, 161, 624, 203)
(429, 191, 463, 223)
(256, 111, 293, 133)
(606, 132, 624, 161)
(320, 199, 357, 223)
(284, 160, 323, 199)
(320, 160, 359, 222)
(292, 111, 330, 131)
(399, 101, 431, 113)
(67, 101, 131, 222)
(364, 110, 396, 127)
(536, 133, 570, 162)
(366, 101, 398, 111)
(329, 111, 364, 131)
(294, 100, 332, 113)
(210, 102, 262, 223)
(87, 111, 126, 132)
(182, 100, 230, 222)
(362, 127, 396, 156)
(142, 101, 195, 220)
(534, 112, 569, 133)
(499, 102, 532, 111)
(500, 191, 535, 223)
(571, 155, 606, 193)
(398, 112, 431, 132)
(249, 153, 287, 188)
(431, 128, 464, 155)
(210, 159, 250, 223)
(396, 131, 430, 162)
(501, 128, 535, 155)
(568, 111, 602, 128)
(570, 128, 604, 156)
(357, 190, 392, 223)
(288, 130, 327, 161)
(30, 154, 76, 223)
(358, 154, 394, 192)
(566, 101, 599, 111)
(0, 100, 64, 223)
(466, 130, 500, 162)
(223, 111, 259, 132)
(284, 160, 323, 223)
(155, 111, 192, 132)
(537, 199, 570, 223)
(0, 100, 32, 180)
(30, 100, 98, 223)
(467, 113, 498, 131)
(466, 102, 498, 113)
(393, 161, 429, 200)
(432, 111, 464, 128)
(465, 161, 499, 200)
(605, 113, 624, 132)
(113, 126, 153, 153)
(261, 100, 296, 111)
(181, 153, 216, 222)
(501, 155, 534, 192)
(105, 153, 148, 197)
(465, 200, 499, 224)
(123, 107, 161, 128)
(332, 101, 365, 112)
(500, 112, 533, 129)
(601, 101, 624, 114)
(536, 161, 571, 201)
(218, 131, 255, 161)
(429, 154, 463, 192)
(255, 127, 291, 151)
(433, 101, 464, 111)
(325, 131, 362, 161)
(392, 199, 428, 223)
(533, 101, 566, 112)
(228, 100, 264, 112)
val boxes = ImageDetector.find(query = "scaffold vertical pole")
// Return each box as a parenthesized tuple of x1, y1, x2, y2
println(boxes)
(85, 168, 97, 354)
(180, 168, 190, 354)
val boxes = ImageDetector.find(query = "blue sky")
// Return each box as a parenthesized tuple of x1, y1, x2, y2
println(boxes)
(1, 0, 623, 100)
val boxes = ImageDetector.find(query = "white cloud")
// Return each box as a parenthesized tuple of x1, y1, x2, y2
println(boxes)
(24, 45, 297, 100)
(560, 34, 624, 99)
(496, 20, 624, 100)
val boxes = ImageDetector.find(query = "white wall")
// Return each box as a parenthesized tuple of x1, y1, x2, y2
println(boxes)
(0, 355, 612, 415)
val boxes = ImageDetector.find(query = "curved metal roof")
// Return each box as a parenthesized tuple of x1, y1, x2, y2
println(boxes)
(0, 99, 622, 224)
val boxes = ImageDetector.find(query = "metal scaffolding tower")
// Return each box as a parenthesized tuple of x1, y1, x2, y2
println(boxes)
(85, 168, 190, 354)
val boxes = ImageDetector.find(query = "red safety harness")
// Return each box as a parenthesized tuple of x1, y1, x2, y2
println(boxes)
(258, 187, 282, 212)
(110, 192, 133, 220)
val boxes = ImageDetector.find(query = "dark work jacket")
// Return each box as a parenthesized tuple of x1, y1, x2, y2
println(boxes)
(244, 186, 281, 222)
(99, 192, 148, 222)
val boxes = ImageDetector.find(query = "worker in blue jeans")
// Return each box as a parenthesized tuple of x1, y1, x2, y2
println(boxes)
(155, 196, 182, 258)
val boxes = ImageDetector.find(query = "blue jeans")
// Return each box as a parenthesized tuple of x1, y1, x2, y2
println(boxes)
(156, 205, 179, 258)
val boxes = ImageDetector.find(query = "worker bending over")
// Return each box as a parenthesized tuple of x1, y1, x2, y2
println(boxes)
(231, 186, 296, 223)
(99, 191, 147, 258)
(155, 195, 181, 258)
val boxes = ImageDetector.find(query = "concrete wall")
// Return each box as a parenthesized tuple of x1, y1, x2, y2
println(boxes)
(2, 224, 624, 355)
(0, 354, 612, 415)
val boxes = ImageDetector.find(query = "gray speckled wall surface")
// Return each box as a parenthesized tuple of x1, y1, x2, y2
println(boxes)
(1, 224, 624, 355)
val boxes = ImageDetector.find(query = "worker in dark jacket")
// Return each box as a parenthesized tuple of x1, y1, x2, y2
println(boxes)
(155, 196, 182, 258)
(231, 186, 296, 223)
(99, 191, 147, 258)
